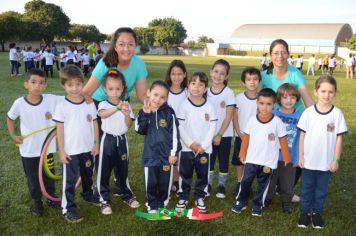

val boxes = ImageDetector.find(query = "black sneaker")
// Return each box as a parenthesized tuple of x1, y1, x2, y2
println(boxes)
(31, 201, 44, 216)
(46, 199, 61, 209)
(63, 211, 83, 223)
(216, 185, 226, 198)
(298, 213, 311, 228)
(312, 213, 324, 229)
(83, 195, 100, 206)
(233, 182, 240, 196)
(251, 208, 262, 217)
(231, 202, 247, 214)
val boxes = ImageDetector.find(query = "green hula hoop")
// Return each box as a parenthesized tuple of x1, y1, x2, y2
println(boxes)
(41, 128, 62, 180)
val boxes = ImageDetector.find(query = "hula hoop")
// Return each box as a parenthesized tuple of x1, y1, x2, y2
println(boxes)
(16, 125, 56, 147)
(39, 128, 82, 202)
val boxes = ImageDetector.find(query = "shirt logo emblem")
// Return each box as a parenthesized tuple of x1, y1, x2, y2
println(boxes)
(200, 156, 208, 165)
(163, 165, 170, 171)
(87, 114, 92, 122)
(204, 113, 210, 121)
(220, 101, 226, 108)
(327, 123, 335, 132)
(268, 133, 275, 141)
(45, 112, 52, 120)
(159, 119, 167, 128)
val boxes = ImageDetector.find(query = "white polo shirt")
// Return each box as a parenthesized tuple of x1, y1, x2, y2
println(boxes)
(207, 86, 235, 137)
(297, 105, 348, 171)
(235, 92, 258, 136)
(168, 88, 188, 113)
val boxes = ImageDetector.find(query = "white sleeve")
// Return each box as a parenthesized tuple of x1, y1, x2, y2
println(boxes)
(276, 117, 287, 138)
(226, 88, 236, 106)
(52, 102, 65, 122)
(335, 109, 348, 135)
(91, 103, 98, 120)
(201, 105, 217, 150)
(7, 98, 21, 120)
(177, 103, 194, 148)
(297, 110, 308, 132)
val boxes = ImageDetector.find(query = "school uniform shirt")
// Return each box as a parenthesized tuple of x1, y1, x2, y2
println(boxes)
(98, 100, 134, 135)
(167, 88, 188, 113)
(26, 51, 35, 61)
(297, 105, 348, 171)
(135, 103, 181, 167)
(177, 98, 217, 153)
(53, 97, 97, 156)
(235, 92, 258, 136)
(7, 94, 60, 157)
(243, 115, 287, 169)
(43, 52, 55, 66)
(82, 54, 90, 66)
(207, 86, 235, 137)
(273, 108, 301, 166)
(9, 48, 18, 61)
(65, 50, 75, 62)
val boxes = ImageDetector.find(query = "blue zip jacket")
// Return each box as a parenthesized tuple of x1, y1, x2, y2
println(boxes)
(135, 103, 181, 167)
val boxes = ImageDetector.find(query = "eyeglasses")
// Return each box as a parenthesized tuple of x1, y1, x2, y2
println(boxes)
(272, 51, 288, 57)
(117, 42, 136, 49)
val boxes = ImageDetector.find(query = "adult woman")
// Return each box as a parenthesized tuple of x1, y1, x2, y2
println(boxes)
(261, 39, 314, 112)
(82, 27, 148, 104)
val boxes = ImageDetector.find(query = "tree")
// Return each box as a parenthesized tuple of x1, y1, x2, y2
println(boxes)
(148, 17, 187, 54)
(69, 24, 106, 43)
(0, 11, 23, 51)
(348, 34, 356, 50)
(24, 0, 70, 44)
(133, 27, 155, 46)
(197, 35, 214, 48)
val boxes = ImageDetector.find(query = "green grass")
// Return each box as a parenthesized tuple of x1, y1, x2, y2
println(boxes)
(0, 53, 355, 235)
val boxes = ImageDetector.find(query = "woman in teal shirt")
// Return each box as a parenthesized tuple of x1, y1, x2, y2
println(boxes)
(82, 27, 148, 104)
(261, 39, 314, 112)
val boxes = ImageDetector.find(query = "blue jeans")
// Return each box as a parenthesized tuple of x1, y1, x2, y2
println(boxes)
(300, 168, 331, 214)
(10, 60, 19, 75)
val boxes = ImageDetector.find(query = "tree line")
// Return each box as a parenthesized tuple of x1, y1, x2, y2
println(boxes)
(0, 0, 214, 53)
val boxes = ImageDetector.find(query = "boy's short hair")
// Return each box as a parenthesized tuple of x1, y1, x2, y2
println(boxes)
(241, 67, 261, 83)
(276, 83, 301, 103)
(25, 68, 46, 81)
(59, 64, 84, 85)
(258, 88, 277, 103)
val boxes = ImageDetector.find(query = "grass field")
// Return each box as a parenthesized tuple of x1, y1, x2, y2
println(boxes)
(0, 53, 355, 235)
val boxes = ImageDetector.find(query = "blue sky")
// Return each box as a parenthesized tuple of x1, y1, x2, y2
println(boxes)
(1, 0, 355, 42)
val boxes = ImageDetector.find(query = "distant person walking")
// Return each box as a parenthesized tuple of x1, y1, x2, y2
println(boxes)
(261, 53, 268, 70)
(9, 43, 20, 77)
(306, 54, 316, 76)
(346, 53, 354, 79)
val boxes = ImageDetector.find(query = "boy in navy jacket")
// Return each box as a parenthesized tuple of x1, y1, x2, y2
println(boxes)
(135, 80, 181, 213)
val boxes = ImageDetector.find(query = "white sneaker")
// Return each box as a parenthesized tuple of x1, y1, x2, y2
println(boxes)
(292, 194, 300, 202)
(101, 203, 112, 215)
(175, 200, 188, 212)
(148, 209, 157, 214)
(195, 198, 207, 213)
(125, 197, 140, 208)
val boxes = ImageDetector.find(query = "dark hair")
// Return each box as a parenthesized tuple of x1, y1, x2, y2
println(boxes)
(103, 27, 137, 67)
(267, 39, 290, 75)
(9, 43, 16, 49)
(212, 59, 230, 85)
(315, 75, 337, 92)
(189, 72, 209, 99)
(241, 67, 261, 83)
(165, 59, 188, 88)
(258, 88, 277, 103)
(103, 69, 127, 99)
(25, 68, 46, 81)
(149, 80, 170, 93)
(59, 64, 84, 85)
(276, 83, 300, 104)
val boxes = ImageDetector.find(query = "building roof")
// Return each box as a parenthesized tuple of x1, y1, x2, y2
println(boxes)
(231, 24, 353, 43)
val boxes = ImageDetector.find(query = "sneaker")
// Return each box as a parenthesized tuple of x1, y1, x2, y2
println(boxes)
(292, 194, 300, 203)
(206, 184, 212, 197)
(312, 213, 324, 229)
(195, 198, 207, 213)
(101, 203, 112, 215)
(251, 209, 262, 217)
(148, 209, 157, 214)
(46, 199, 61, 209)
(233, 182, 240, 196)
(298, 213, 311, 228)
(63, 211, 83, 223)
(125, 197, 140, 208)
(216, 185, 226, 199)
(83, 195, 100, 206)
(175, 200, 188, 212)
(231, 202, 247, 214)
(31, 201, 44, 216)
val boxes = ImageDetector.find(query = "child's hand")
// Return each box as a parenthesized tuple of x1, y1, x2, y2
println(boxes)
(11, 135, 23, 144)
(239, 157, 245, 165)
(189, 143, 199, 154)
(298, 157, 304, 168)
(143, 98, 151, 113)
(168, 155, 177, 165)
(330, 161, 339, 173)
(213, 136, 221, 146)
(60, 151, 71, 164)
(196, 144, 205, 155)
(91, 144, 99, 157)
(120, 101, 130, 117)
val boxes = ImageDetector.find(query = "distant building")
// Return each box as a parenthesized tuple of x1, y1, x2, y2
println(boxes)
(207, 23, 353, 57)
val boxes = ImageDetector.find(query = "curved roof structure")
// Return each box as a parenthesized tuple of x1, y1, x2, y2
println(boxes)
(231, 24, 353, 43)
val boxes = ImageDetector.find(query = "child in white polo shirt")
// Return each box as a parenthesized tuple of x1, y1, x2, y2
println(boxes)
(231, 88, 291, 217)
(297, 75, 347, 229)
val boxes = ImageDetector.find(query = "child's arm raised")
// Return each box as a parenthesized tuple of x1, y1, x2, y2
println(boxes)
(135, 108, 150, 135)
(121, 102, 133, 128)
(6, 117, 23, 144)
(330, 135, 343, 172)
